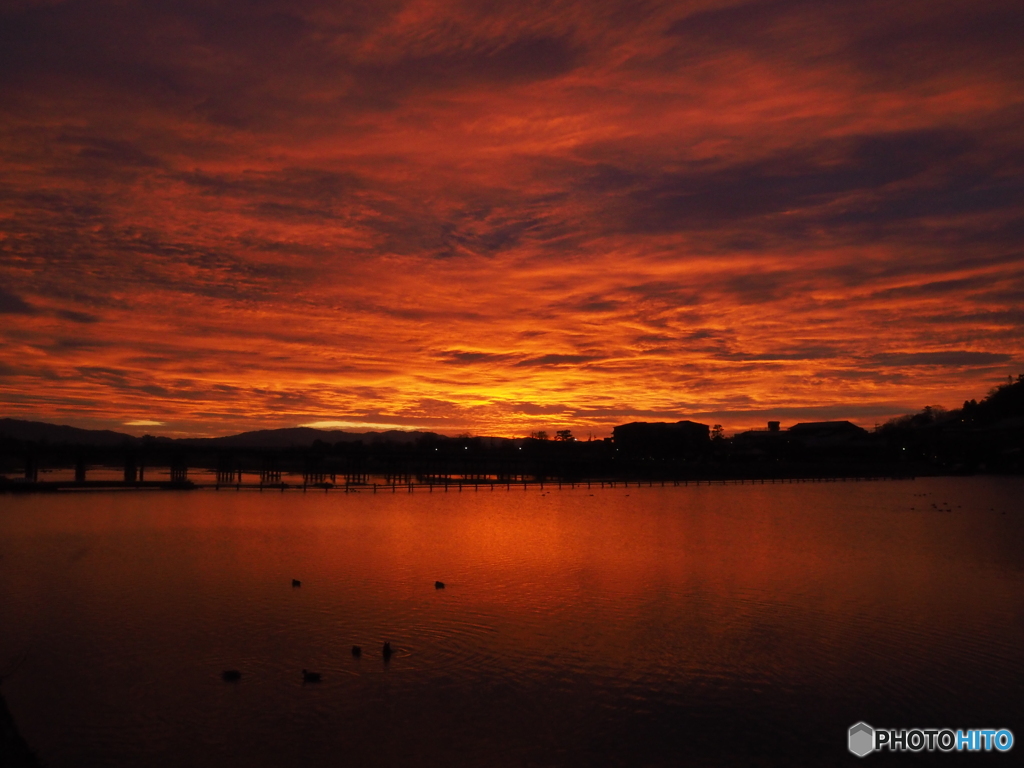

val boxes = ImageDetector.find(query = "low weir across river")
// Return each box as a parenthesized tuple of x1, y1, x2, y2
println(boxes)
(3, 473, 915, 493)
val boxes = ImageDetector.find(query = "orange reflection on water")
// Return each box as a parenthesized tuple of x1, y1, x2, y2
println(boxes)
(1, 478, 1022, 766)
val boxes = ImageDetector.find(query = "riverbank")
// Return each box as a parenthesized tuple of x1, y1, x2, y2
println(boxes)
(0, 690, 40, 768)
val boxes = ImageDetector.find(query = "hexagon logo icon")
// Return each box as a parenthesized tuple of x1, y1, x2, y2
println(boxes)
(849, 722, 875, 757)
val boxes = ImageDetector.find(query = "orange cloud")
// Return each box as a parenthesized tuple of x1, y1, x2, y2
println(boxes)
(1, 0, 1022, 436)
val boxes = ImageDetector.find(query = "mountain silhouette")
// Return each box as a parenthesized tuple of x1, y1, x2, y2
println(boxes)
(0, 419, 442, 449)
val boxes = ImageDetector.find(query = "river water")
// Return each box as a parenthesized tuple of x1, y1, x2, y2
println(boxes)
(1, 477, 1021, 766)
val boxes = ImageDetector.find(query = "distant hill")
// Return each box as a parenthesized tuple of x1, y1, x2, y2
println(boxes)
(0, 418, 442, 449)
(0, 418, 142, 446)
(179, 427, 442, 448)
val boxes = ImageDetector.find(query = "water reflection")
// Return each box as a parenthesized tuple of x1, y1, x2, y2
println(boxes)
(1, 478, 1022, 766)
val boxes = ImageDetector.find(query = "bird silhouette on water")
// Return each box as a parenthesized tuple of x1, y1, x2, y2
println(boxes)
(292, 579, 301, 587)
(382, 642, 393, 661)
(302, 669, 321, 683)
(435, 580, 445, 589)
(221, 670, 241, 682)
(351, 646, 362, 657)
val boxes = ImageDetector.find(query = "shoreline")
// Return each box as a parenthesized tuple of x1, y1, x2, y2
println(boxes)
(0, 689, 40, 768)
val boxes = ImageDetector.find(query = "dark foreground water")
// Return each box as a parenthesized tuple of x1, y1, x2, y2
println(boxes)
(1, 477, 1022, 767)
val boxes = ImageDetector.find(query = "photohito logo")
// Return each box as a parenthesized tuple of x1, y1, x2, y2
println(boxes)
(848, 723, 1014, 757)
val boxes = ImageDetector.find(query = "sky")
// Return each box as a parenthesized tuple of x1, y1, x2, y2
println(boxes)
(1, 0, 1022, 437)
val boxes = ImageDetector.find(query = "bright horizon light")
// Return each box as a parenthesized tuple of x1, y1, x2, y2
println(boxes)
(299, 420, 414, 431)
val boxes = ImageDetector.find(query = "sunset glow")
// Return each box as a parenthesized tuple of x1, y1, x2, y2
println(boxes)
(2, 0, 1022, 436)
